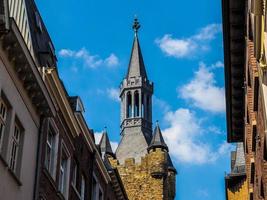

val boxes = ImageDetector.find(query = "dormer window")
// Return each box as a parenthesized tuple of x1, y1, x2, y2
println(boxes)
(35, 11, 43, 32)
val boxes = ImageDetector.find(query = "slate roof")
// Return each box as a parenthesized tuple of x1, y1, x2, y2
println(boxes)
(126, 20, 148, 79)
(230, 142, 246, 175)
(99, 130, 115, 158)
(148, 123, 169, 152)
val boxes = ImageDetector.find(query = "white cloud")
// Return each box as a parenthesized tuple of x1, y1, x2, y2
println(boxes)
(218, 141, 233, 155)
(104, 53, 119, 67)
(155, 35, 197, 58)
(179, 62, 225, 113)
(197, 189, 209, 198)
(153, 97, 170, 113)
(162, 108, 217, 164)
(107, 88, 120, 102)
(94, 132, 118, 152)
(193, 24, 222, 40)
(210, 61, 224, 69)
(155, 24, 221, 58)
(110, 142, 119, 152)
(58, 48, 119, 69)
(161, 108, 233, 165)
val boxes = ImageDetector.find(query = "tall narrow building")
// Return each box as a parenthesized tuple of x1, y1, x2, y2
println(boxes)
(110, 18, 177, 200)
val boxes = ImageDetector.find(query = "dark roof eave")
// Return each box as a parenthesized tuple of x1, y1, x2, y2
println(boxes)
(222, 0, 246, 143)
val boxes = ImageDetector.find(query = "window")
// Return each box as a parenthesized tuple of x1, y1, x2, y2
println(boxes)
(59, 144, 70, 198)
(44, 121, 59, 179)
(35, 11, 42, 32)
(250, 192, 253, 200)
(92, 174, 103, 200)
(261, 178, 265, 198)
(72, 160, 78, 188)
(92, 177, 97, 200)
(81, 175, 85, 200)
(45, 130, 56, 176)
(264, 133, 267, 160)
(146, 95, 150, 120)
(252, 125, 257, 152)
(99, 189, 103, 200)
(0, 99, 7, 152)
(253, 77, 259, 111)
(141, 93, 144, 117)
(251, 163, 255, 184)
(9, 123, 23, 174)
(126, 92, 132, 118)
(134, 91, 139, 117)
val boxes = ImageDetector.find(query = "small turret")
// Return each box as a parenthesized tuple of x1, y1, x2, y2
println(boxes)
(148, 122, 169, 152)
(99, 128, 115, 159)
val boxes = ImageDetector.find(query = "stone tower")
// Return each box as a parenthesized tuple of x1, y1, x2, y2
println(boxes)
(116, 17, 154, 164)
(111, 18, 177, 200)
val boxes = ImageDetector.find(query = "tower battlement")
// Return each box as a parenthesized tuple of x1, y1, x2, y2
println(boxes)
(109, 148, 176, 200)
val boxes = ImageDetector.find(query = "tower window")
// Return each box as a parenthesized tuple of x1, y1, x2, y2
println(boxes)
(126, 92, 132, 118)
(146, 95, 150, 120)
(141, 93, 144, 117)
(134, 91, 139, 117)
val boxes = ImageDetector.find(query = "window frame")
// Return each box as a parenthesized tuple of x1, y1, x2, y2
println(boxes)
(81, 174, 85, 200)
(92, 173, 104, 200)
(8, 118, 24, 179)
(58, 141, 71, 199)
(0, 98, 8, 152)
(44, 119, 59, 180)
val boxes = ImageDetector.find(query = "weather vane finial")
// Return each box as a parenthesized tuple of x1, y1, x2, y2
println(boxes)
(132, 16, 141, 36)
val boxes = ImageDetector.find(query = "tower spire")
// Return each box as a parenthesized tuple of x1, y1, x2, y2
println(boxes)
(116, 17, 154, 164)
(132, 16, 141, 37)
(126, 17, 147, 79)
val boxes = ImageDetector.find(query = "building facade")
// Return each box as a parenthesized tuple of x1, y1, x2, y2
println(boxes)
(110, 18, 177, 200)
(223, 0, 267, 199)
(0, 0, 127, 200)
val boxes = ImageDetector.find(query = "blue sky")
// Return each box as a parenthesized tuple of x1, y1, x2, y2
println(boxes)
(36, 0, 233, 199)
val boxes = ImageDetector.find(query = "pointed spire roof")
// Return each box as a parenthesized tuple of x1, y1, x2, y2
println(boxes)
(148, 122, 169, 152)
(99, 128, 115, 158)
(231, 142, 246, 175)
(126, 17, 148, 79)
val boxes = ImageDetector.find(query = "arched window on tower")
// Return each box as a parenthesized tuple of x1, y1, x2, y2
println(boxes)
(126, 92, 132, 118)
(141, 93, 144, 117)
(146, 95, 150, 120)
(134, 91, 139, 117)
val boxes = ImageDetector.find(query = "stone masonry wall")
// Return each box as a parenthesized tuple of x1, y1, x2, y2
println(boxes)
(110, 148, 175, 200)
(227, 178, 249, 200)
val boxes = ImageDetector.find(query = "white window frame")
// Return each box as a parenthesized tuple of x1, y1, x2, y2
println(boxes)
(59, 142, 70, 199)
(0, 99, 7, 152)
(81, 174, 85, 200)
(45, 119, 59, 180)
(72, 160, 78, 189)
(92, 173, 104, 200)
(9, 121, 24, 177)
(9, 123, 20, 172)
